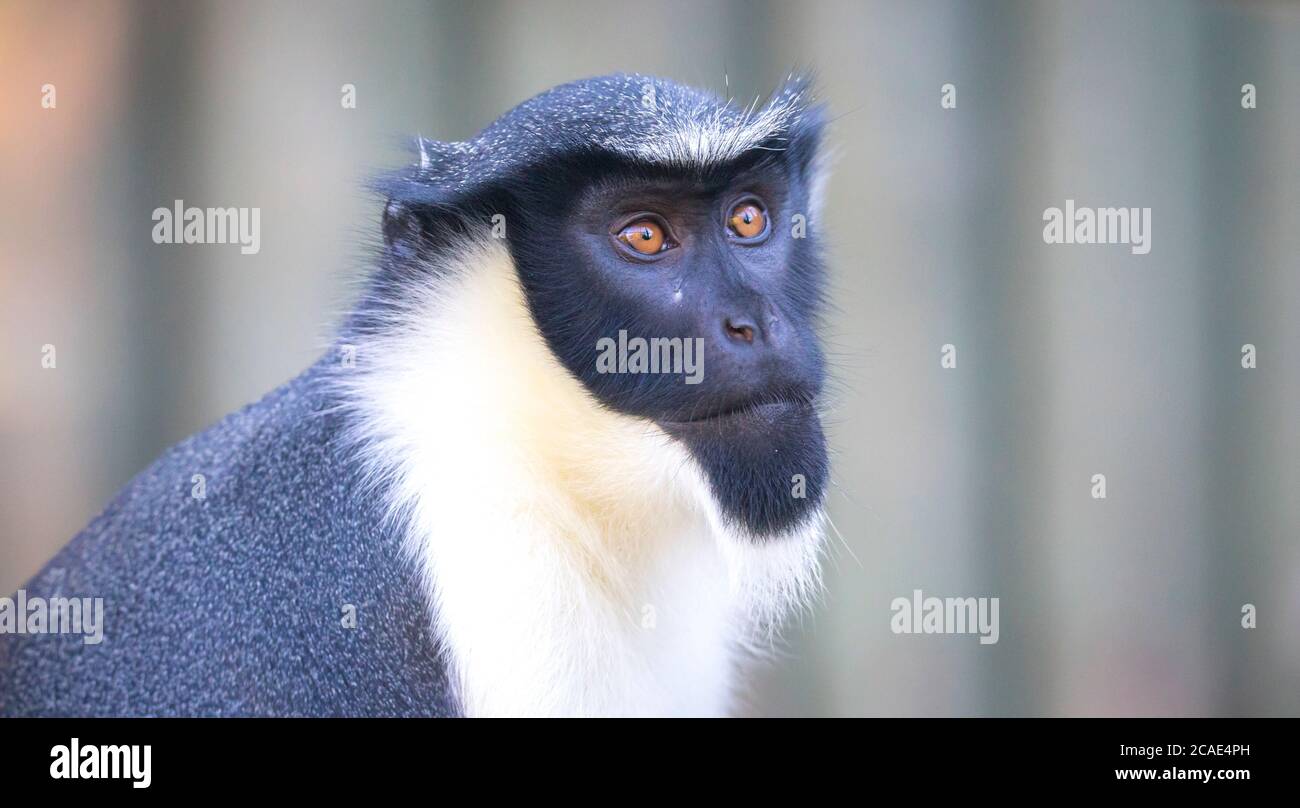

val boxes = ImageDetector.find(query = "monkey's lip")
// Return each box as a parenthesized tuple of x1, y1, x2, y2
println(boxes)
(658, 396, 813, 428)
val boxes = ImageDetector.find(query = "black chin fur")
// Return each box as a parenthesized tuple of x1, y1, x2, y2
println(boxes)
(662, 403, 827, 539)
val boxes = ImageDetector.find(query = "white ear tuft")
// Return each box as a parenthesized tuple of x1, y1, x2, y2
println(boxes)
(417, 136, 432, 171)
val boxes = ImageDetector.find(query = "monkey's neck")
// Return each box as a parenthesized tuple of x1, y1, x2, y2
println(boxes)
(338, 239, 817, 716)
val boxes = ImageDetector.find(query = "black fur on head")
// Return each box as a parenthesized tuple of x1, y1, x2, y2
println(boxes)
(365, 73, 831, 540)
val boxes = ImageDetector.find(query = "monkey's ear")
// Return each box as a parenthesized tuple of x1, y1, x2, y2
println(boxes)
(382, 199, 415, 247)
(374, 136, 450, 252)
(381, 198, 436, 254)
(374, 136, 505, 255)
(380, 193, 502, 260)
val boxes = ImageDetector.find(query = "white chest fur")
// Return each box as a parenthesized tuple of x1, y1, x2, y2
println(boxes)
(338, 240, 823, 716)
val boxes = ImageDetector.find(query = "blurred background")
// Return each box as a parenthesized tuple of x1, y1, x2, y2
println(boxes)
(1, 0, 1296, 716)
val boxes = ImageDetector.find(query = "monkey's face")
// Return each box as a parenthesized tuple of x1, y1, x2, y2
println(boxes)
(506, 154, 829, 539)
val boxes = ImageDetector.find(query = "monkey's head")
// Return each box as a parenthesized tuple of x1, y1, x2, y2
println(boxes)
(373, 74, 830, 542)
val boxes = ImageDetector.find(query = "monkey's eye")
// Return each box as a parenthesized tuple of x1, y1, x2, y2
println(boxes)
(614, 218, 672, 258)
(727, 199, 768, 242)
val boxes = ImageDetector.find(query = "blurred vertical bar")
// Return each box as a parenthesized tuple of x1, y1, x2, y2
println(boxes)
(955, 0, 1054, 717)
(1035, 0, 1213, 715)
(1199, 4, 1300, 716)
(120, 1, 206, 464)
(0, 1, 138, 592)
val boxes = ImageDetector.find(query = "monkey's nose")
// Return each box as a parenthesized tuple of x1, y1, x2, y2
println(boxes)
(723, 316, 756, 344)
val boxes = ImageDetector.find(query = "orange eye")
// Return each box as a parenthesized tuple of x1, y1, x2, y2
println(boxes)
(728, 201, 767, 240)
(617, 219, 667, 255)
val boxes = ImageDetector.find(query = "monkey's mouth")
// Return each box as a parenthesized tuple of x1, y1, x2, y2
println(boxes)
(658, 394, 815, 429)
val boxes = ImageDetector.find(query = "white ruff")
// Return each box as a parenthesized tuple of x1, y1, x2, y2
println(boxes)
(336, 238, 824, 717)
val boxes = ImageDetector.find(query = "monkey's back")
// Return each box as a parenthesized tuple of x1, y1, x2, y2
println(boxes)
(0, 359, 458, 716)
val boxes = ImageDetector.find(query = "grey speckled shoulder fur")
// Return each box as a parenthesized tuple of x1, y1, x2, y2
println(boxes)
(0, 358, 457, 716)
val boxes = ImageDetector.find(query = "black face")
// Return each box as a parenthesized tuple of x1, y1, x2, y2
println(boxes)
(503, 152, 829, 539)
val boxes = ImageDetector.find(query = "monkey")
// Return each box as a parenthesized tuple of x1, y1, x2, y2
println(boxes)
(0, 73, 830, 717)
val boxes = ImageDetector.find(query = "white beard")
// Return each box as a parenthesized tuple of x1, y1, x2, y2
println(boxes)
(334, 237, 825, 717)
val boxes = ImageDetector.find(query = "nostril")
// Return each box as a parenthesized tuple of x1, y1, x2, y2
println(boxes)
(724, 318, 756, 344)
